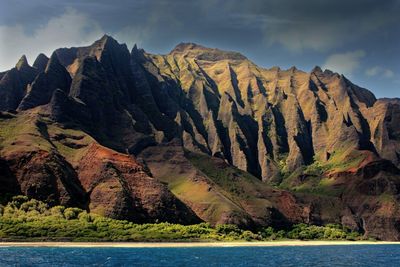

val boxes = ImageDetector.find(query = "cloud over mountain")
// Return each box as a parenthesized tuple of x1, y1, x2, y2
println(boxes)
(0, 8, 103, 70)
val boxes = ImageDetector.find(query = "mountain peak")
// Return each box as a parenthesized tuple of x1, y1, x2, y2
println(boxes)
(131, 44, 146, 61)
(99, 34, 116, 43)
(311, 66, 323, 74)
(89, 34, 130, 62)
(170, 42, 247, 61)
(45, 52, 63, 73)
(33, 53, 49, 72)
(171, 42, 207, 53)
(95, 34, 123, 50)
(15, 55, 29, 70)
(131, 43, 141, 54)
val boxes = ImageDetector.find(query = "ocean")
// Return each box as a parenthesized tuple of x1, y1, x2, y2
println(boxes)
(0, 245, 399, 266)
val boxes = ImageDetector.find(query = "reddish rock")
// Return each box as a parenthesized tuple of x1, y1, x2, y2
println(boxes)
(3, 150, 86, 207)
(76, 143, 200, 224)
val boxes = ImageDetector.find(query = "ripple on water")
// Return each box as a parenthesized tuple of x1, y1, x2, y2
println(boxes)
(0, 245, 399, 267)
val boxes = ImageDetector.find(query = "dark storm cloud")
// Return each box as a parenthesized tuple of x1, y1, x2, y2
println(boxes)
(64, 0, 400, 51)
(2, 0, 399, 51)
(224, 0, 400, 51)
(1, 0, 399, 97)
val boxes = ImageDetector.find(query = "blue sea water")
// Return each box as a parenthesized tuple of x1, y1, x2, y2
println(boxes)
(0, 245, 399, 266)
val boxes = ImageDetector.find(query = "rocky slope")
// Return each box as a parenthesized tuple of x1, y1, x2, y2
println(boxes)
(0, 35, 399, 240)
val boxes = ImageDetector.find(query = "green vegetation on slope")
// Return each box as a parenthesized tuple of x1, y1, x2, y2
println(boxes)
(279, 166, 344, 197)
(0, 196, 365, 242)
(279, 149, 367, 197)
(0, 113, 53, 153)
(0, 112, 91, 165)
(186, 152, 266, 199)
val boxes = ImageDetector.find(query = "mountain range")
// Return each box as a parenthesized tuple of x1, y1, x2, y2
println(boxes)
(0, 35, 399, 240)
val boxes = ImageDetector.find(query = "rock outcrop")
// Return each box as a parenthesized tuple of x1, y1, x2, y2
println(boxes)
(18, 53, 71, 111)
(32, 53, 49, 73)
(0, 56, 38, 111)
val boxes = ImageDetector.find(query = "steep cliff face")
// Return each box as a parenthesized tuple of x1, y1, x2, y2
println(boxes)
(18, 53, 71, 111)
(0, 56, 38, 111)
(367, 99, 400, 166)
(142, 44, 382, 182)
(0, 35, 399, 240)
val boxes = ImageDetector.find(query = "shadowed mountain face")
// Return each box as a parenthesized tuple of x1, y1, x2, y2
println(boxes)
(0, 35, 400, 240)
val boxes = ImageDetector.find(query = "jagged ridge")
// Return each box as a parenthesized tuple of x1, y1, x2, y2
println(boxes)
(0, 35, 399, 240)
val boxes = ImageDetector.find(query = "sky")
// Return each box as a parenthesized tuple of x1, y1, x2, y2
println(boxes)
(0, 0, 399, 98)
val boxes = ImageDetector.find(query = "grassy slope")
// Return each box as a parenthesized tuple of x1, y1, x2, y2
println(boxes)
(0, 112, 53, 154)
(0, 111, 92, 166)
(140, 146, 253, 224)
(279, 145, 368, 197)
(186, 152, 274, 206)
(144, 147, 279, 225)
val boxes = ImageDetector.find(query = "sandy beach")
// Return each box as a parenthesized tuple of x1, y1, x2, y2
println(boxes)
(0, 241, 399, 248)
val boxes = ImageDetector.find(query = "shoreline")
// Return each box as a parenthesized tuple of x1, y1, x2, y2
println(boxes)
(0, 241, 399, 248)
